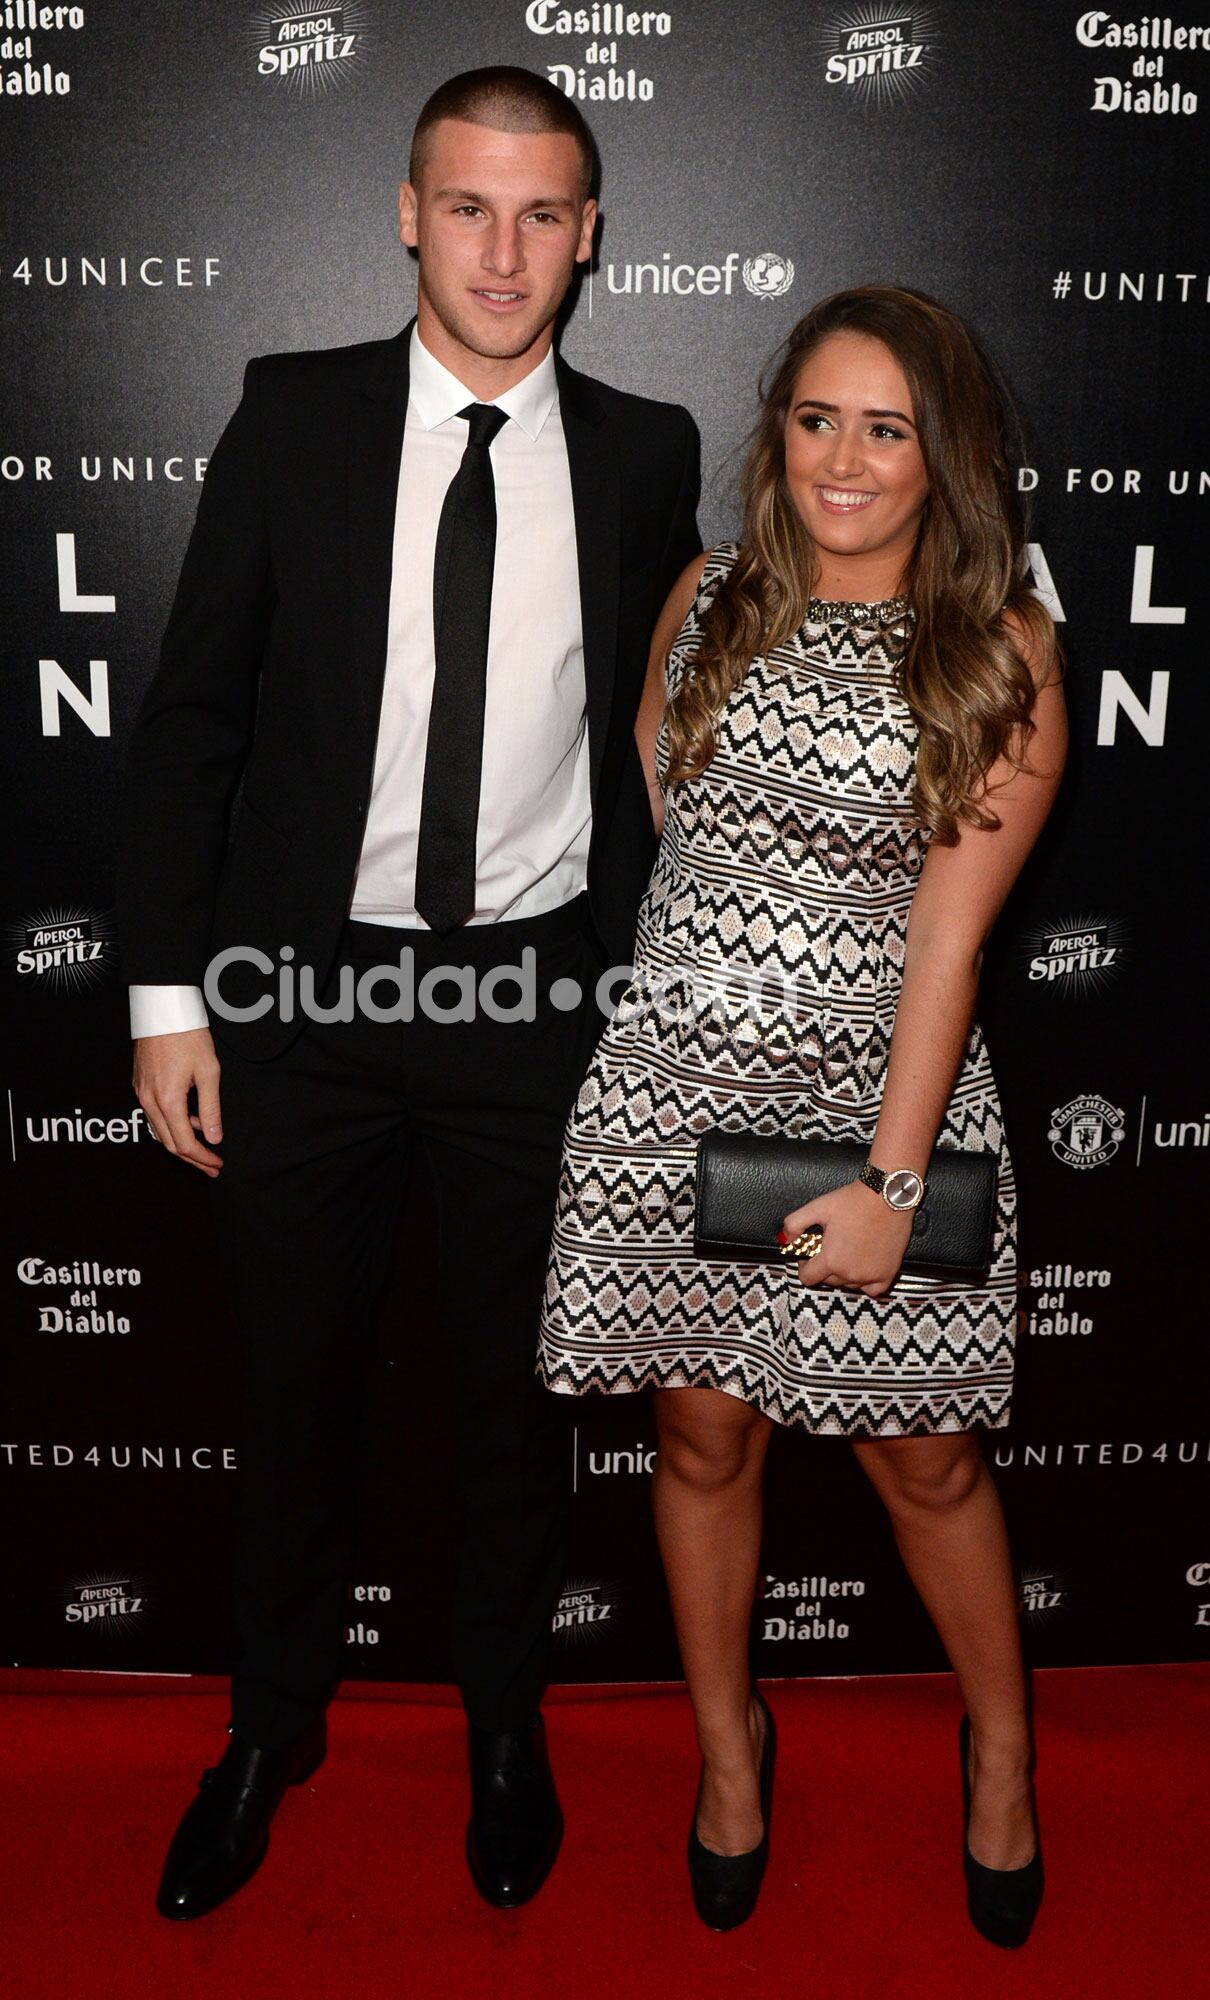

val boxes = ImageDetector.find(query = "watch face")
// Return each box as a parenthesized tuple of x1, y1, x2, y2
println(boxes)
(884, 1169, 924, 1210)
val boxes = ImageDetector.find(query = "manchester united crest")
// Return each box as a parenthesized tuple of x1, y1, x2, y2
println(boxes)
(1047, 1094, 1126, 1170)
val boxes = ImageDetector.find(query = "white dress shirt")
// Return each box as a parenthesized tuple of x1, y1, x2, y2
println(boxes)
(130, 327, 590, 1038)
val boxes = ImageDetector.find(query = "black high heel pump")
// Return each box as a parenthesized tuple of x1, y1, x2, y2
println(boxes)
(959, 1714, 1044, 1947)
(687, 1689, 777, 1931)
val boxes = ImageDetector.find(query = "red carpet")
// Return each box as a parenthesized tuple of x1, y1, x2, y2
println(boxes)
(4, 1665, 1207, 2000)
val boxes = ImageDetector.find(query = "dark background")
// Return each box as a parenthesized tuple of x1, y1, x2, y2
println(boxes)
(3, 1, 1208, 1685)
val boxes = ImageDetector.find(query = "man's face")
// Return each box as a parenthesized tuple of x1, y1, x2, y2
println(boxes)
(399, 119, 596, 367)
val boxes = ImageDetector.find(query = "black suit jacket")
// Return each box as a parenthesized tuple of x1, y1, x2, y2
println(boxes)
(118, 324, 701, 1059)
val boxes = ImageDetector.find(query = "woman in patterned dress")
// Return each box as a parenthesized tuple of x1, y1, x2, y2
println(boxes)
(538, 287, 1066, 1941)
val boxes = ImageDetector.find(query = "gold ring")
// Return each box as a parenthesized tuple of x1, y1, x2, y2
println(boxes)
(780, 1227, 823, 1260)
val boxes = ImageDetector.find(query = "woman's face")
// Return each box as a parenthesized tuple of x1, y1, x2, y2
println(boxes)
(783, 330, 930, 589)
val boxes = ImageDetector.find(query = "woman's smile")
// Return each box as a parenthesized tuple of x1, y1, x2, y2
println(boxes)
(815, 485, 879, 515)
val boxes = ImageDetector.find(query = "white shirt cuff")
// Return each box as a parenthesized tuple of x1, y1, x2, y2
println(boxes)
(129, 984, 210, 1040)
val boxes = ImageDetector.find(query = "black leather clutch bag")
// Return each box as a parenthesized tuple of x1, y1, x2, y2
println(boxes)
(693, 1132, 997, 1277)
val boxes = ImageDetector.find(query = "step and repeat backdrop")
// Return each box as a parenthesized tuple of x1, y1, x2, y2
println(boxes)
(3, 2, 1208, 1688)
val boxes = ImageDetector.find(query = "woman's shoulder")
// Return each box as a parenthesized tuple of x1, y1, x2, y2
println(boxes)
(686, 540, 743, 612)
(661, 541, 741, 639)
(998, 599, 1062, 691)
(702, 538, 742, 581)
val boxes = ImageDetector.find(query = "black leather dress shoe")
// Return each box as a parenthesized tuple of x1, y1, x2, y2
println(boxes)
(156, 1721, 326, 1921)
(465, 1714, 563, 1908)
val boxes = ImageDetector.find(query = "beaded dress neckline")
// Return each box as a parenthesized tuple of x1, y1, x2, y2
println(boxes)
(803, 595, 912, 628)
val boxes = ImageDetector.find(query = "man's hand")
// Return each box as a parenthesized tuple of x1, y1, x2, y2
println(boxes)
(132, 1028, 224, 1176)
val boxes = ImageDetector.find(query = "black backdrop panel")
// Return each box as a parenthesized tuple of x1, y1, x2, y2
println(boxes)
(3, 2, 1208, 1683)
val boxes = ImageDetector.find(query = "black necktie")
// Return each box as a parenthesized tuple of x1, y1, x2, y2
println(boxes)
(413, 401, 509, 935)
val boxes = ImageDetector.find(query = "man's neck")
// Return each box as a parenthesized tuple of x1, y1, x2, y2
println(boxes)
(414, 300, 554, 401)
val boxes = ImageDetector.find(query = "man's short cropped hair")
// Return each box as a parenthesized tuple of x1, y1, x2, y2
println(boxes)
(409, 66, 597, 198)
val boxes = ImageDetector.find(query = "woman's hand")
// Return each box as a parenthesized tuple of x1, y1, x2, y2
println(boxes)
(780, 1181, 914, 1299)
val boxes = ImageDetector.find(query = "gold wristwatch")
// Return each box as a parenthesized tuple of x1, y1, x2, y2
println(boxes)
(857, 1162, 927, 1212)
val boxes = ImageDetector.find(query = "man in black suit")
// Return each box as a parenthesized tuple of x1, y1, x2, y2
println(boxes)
(119, 66, 699, 1921)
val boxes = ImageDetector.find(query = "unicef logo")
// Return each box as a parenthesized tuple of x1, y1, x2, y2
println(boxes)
(742, 253, 796, 300)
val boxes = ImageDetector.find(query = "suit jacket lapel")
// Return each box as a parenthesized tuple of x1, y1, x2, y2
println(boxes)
(347, 323, 410, 734)
(558, 355, 620, 808)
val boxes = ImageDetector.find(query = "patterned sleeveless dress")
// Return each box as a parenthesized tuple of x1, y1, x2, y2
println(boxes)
(538, 544, 1017, 1437)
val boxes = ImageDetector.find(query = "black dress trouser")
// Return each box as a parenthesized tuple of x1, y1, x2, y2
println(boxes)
(209, 894, 606, 1750)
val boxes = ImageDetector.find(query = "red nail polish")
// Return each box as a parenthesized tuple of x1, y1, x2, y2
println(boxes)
(777, 1228, 788, 1245)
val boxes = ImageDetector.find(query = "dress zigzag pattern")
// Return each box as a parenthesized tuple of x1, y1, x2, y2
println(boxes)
(538, 543, 1018, 1437)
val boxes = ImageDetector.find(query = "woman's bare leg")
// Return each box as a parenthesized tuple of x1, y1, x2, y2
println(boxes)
(853, 1432, 1035, 1868)
(653, 1386, 774, 1854)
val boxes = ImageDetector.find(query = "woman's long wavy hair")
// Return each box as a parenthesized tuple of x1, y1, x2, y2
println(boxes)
(664, 286, 1057, 842)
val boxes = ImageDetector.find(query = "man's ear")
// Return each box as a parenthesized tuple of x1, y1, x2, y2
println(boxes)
(398, 180, 419, 248)
(576, 198, 599, 265)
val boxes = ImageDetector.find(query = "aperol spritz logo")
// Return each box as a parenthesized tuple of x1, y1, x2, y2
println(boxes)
(63, 1572, 147, 1633)
(6, 906, 114, 991)
(552, 1578, 616, 1645)
(1021, 913, 1125, 997)
(248, 2, 371, 97)
(1017, 1565, 1067, 1621)
(817, 5, 940, 104)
